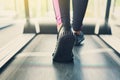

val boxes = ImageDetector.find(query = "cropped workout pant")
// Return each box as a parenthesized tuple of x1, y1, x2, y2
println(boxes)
(53, 0, 88, 31)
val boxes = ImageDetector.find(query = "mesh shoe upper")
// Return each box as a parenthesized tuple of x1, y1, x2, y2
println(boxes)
(74, 31, 85, 46)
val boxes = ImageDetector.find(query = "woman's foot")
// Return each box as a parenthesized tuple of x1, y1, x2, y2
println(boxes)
(74, 31, 85, 46)
(53, 26, 75, 63)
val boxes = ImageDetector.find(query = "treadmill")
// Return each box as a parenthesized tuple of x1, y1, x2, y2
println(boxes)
(0, 0, 120, 80)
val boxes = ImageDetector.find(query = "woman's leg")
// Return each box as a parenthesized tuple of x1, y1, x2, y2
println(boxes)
(52, 0, 75, 63)
(53, 0, 70, 31)
(72, 0, 88, 46)
(72, 0, 88, 31)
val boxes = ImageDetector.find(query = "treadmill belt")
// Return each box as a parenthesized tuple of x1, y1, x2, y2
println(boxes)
(0, 35, 120, 80)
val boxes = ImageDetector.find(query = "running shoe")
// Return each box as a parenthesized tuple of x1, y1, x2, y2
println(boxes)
(53, 26, 75, 63)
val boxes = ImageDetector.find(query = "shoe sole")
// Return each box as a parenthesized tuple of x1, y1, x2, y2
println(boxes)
(53, 34, 75, 63)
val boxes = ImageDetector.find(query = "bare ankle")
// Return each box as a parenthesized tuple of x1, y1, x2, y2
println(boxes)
(57, 24, 62, 32)
(74, 30, 81, 35)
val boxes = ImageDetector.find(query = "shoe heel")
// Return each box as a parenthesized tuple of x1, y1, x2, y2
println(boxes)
(53, 34, 75, 63)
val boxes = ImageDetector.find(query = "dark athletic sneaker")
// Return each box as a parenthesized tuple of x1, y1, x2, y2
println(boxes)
(52, 26, 75, 63)
(74, 31, 85, 46)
